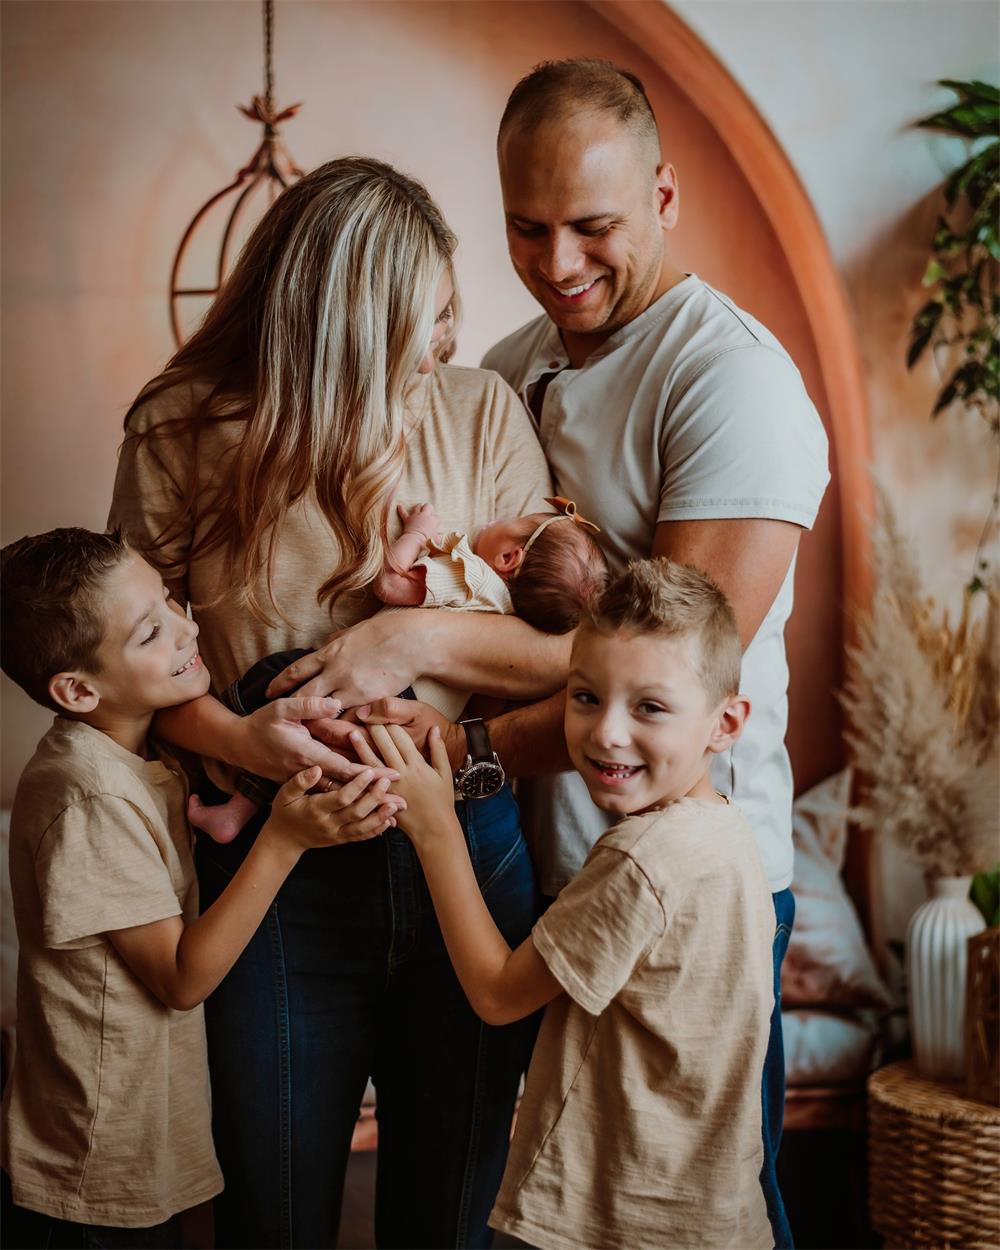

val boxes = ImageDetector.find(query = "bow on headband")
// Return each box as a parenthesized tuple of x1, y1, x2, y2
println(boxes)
(518, 497, 603, 567)
(544, 497, 601, 534)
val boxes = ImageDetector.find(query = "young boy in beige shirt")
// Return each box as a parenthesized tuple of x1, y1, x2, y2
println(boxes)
(0, 528, 398, 1247)
(360, 558, 776, 1250)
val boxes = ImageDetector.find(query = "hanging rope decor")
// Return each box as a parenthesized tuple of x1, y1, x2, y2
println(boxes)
(168, 0, 304, 345)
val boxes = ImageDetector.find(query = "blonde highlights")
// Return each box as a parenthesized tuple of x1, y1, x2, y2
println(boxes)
(124, 158, 458, 621)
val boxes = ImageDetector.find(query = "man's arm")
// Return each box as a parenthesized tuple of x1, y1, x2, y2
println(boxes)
(651, 517, 802, 648)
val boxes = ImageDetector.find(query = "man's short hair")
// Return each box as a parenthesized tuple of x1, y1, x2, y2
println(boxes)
(498, 58, 660, 159)
(1, 528, 131, 711)
(582, 558, 741, 704)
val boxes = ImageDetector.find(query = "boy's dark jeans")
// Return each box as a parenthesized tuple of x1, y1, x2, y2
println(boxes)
(198, 649, 540, 1249)
(1, 1173, 181, 1249)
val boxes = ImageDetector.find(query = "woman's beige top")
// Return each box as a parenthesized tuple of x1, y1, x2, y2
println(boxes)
(110, 364, 552, 728)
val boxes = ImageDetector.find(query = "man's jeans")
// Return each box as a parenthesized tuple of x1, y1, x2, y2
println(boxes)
(761, 888, 795, 1249)
(197, 651, 539, 1249)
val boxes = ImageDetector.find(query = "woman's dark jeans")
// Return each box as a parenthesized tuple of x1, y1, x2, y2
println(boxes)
(197, 651, 539, 1249)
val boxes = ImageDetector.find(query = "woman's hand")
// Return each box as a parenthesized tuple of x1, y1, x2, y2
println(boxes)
(260, 766, 401, 860)
(356, 724, 459, 852)
(264, 613, 432, 704)
(228, 696, 398, 784)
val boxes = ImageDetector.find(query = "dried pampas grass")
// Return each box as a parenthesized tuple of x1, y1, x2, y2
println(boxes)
(841, 487, 999, 876)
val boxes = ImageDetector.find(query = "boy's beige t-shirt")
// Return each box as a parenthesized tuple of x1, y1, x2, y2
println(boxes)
(109, 364, 552, 772)
(2, 719, 223, 1227)
(491, 799, 775, 1250)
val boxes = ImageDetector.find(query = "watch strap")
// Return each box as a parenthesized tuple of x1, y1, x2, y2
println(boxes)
(460, 717, 492, 763)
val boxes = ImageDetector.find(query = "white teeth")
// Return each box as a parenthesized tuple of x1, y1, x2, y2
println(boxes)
(556, 280, 595, 297)
(172, 654, 199, 676)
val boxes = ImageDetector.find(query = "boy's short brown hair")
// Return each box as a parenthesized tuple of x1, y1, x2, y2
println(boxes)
(1, 528, 131, 712)
(582, 558, 741, 705)
(511, 520, 609, 635)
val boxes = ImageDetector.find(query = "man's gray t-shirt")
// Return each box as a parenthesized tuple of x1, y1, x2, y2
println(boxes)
(483, 275, 830, 895)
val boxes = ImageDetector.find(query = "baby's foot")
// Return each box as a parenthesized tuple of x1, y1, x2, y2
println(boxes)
(187, 793, 258, 844)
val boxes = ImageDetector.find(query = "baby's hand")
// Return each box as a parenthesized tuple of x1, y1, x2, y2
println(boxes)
(398, 502, 444, 546)
(261, 766, 403, 856)
(356, 724, 457, 849)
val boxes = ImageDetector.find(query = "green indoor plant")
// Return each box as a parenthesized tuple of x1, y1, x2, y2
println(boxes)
(907, 79, 999, 598)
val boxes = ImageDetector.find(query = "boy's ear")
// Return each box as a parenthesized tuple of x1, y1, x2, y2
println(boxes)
(48, 672, 100, 715)
(492, 545, 526, 577)
(706, 694, 751, 756)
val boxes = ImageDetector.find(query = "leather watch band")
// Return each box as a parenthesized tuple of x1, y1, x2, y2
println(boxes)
(460, 718, 492, 762)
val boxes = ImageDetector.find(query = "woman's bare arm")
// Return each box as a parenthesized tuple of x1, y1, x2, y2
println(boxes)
(266, 609, 572, 706)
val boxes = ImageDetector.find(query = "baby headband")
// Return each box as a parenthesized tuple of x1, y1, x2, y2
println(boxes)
(519, 496, 602, 566)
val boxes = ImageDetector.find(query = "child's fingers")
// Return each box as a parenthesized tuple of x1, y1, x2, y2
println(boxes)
(382, 723, 423, 765)
(349, 731, 384, 768)
(397, 503, 409, 523)
(368, 724, 406, 771)
(316, 768, 375, 811)
(427, 727, 455, 786)
(275, 765, 323, 805)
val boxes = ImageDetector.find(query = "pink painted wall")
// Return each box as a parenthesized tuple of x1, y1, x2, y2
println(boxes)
(3, 0, 841, 803)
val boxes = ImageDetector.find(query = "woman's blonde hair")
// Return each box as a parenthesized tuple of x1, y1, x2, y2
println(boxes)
(124, 157, 458, 620)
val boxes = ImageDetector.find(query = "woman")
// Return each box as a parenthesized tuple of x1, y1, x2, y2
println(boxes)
(110, 158, 552, 1249)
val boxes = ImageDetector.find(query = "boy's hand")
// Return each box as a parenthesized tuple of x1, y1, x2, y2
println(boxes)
(398, 502, 443, 545)
(261, 765, 402, 859)
(355, 725, 459, 849)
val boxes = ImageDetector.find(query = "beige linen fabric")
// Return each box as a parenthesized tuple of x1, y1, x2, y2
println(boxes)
(410, 531, 515, 721)
(419, 532, 513, 615)
(110, 364, 552, 782)
(491, 799, 775, 1250)
(2, 719, 222, 1226)
(484, 276, 830, 895)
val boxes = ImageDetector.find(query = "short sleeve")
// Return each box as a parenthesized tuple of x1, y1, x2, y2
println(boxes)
(35, 796, 182, 948)
(659, 346, 830, 530)
(531, 848, 665, 1016)
(486, 374, 554, 519)
(108, 391, 197, 602)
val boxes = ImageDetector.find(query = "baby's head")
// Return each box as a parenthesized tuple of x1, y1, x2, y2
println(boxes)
(1, 528, 209, 721)
(473, 509, 608, 633)
(565, 558, 749, 816)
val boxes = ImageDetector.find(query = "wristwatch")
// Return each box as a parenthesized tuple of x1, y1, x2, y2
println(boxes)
(454, 719, 506, 800)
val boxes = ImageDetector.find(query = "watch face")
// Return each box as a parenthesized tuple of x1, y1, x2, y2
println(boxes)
(458, 760, 505, 799)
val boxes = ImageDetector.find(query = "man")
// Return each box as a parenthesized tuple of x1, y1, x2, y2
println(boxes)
(280, 58, 828, 1248)
(481, 60, 827, 1248)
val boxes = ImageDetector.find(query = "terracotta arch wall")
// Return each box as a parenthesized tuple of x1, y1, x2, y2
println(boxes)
(1, 0, 868, 800)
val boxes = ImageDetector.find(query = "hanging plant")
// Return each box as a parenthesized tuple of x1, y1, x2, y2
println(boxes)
(907, 79, 999, 429)
(908, 79, 1000, 593)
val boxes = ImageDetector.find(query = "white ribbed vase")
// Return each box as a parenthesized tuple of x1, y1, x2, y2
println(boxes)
(906, 875, 986, 1080)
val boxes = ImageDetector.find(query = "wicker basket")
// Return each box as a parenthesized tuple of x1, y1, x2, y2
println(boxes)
(966, 926, 1000, 1107)
(869, 1060, 1000, 1248)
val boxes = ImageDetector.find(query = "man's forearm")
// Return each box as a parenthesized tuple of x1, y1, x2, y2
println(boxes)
(485, 691, 572, 778)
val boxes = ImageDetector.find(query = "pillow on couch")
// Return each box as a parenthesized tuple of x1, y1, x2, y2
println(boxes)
(781, 770, 892, 1011)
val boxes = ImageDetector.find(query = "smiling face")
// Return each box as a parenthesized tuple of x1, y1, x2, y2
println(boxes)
(499, 110, 682, 363)
(82, 552, 210, 718)
(565, 625, 734, 816)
